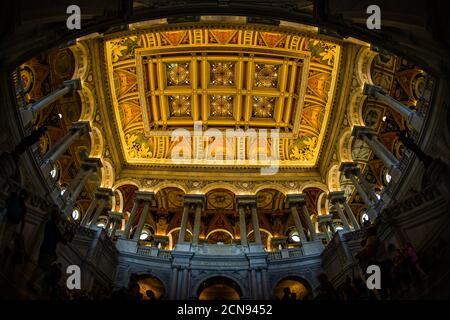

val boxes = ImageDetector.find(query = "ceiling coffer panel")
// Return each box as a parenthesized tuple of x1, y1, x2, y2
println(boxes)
(104, 26, 341, 168)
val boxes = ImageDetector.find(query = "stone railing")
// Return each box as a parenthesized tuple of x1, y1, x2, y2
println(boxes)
(136, 246, 173, 260)
(267, 242, 324, 261)
(321, 230, 360, 287)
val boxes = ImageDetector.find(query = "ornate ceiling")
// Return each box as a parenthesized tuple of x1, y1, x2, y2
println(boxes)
(103, 25, 341, 168)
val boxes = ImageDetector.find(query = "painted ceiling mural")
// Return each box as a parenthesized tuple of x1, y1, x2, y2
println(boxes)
(103, 25, 341, 168)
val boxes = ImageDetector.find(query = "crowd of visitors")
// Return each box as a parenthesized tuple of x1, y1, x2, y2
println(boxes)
(0, 187, 447, 301)
(313, 224, 437, 301)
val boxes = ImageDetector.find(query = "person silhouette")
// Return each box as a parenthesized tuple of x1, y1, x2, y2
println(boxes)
(282, 287, 291, 300)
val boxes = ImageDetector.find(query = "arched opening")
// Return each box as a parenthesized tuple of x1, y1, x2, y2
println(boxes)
(205, 229, 234, 244)
(247, 228, 273, 251)
(167, 228, 193, 250)
(197, 276, 242, 300)
(273, 277, 312, 300)
(137, 275, 166, 300)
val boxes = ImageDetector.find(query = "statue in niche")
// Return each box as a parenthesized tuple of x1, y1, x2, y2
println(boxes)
(156, 216, 168, 235)
(273, 217, 283, 236)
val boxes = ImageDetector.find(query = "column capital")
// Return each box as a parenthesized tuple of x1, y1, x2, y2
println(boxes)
(351, 125, 374, 140)
(339, 162, 360, 177)
(108, 211, 123, 221)
(317, 214, 333, 224)
(95, 187, 114, 199)
(236, 195, 257, 208)
(135, 191, 155, 203)
(63, 78, 82, 91)
(184, 194, 205, 207)
(285, 193, 306, 206)
(363, 83, 386, 96)
(71, 120, 91, 135)
(328, 191, 346, 203)
(81, 157, 103, 171)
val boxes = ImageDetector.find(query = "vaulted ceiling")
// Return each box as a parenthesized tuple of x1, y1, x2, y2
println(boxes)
(101, 25, 342, 169)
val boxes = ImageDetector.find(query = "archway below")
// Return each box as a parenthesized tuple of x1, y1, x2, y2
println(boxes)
(273, 277, 311, 300)
(137, 275, 166, 300)
(198, 276, 242, 300)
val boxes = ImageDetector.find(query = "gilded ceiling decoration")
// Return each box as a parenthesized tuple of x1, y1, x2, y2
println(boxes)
(103, 25, 341, 168)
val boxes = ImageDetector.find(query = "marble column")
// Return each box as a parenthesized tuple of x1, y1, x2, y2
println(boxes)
(286, 194, 307, 242)
(182, 268, 190, 299)
(238, 206, 248, 246)
(251, 269, 258, 298)
(170, 267, 179, 300)
(191, 197, 205, 245)
(21, 79, 81, 127)
(62, 158, 102, 217)
(42, 121, 90, 164)
(122, 197, 141, 239)
(103, 215, 112, 231)
(236, 196, 260, 245)
(328, 220, 336, 233)
(364, 84, 423, 131)
(352, 126, 401, 180)
(357, 170, 379, 203)
(261, 268, 269, 300)
(340, 162, 373, 207)
(80, 197, 97, 226)
(178, 202, 191, 245)
(343, 200, 360, 231)
(132, 192, 154, 241)
(87, 187, 113, 228)
(320, 221, 331, 241)
(108, 212, 123, 238)
(294, 194, 317, 241)
(319, 214, 334, 237)
(250, 205, 262, 245)
(329, 192, 350, 231)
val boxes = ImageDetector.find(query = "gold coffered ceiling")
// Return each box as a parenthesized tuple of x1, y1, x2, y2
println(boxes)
(104, 25, 341, 168)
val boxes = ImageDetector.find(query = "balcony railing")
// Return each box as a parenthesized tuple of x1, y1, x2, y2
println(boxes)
(136, 246, 172, 260)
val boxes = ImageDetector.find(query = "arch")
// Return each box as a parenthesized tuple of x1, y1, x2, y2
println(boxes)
(316, 191, 329, 216)
(89, 125, 104, 158)
(338, 128, 355, 163)
(112, 188, 124, 212)
(112, 178, 142, 191)
(348, 89, 366, 127)
(247, 228, 273, 250)
(272, 276, 313, 300)
(253, 183, 288, 196)
(167, 227, 192, 250)
(153, 182, 188, 194)
(69, 41, 90, 81)
(193, 275, 244, 300)
(78, 83, 96, 122)
(205, 228, 234, 244)
(299, 181, 329, 193)
(355, 46, 377, 87)
(200, 183, 240, 195)
(100, 159, 115, 189)
(326, 163, 341, 192)
(136, 274, 167, 300)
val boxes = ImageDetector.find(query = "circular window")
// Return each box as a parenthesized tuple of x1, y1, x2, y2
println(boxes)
(289, 230, 301, 242)
(71, 209, 80, 221)
(361, 213, 369, 223)
(50, 167, 57, 178)
(140, 231, 149, 240)
(385, 172, 392, 184)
